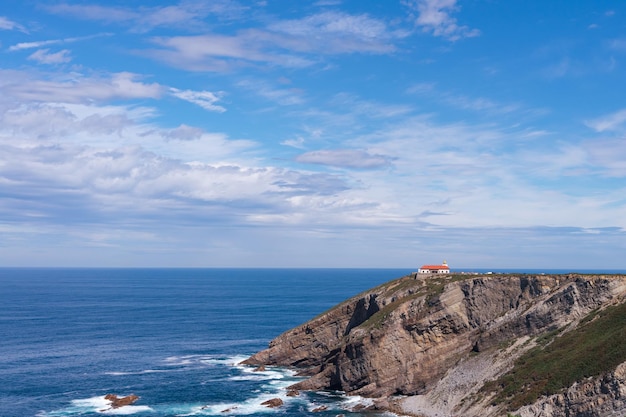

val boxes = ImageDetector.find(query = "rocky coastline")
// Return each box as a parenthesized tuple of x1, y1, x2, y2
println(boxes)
(244, 273, 626, 417)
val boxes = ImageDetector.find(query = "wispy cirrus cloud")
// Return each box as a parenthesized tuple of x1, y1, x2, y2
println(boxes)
(145, 33, 280, 72)
(145, 11, 403, 72)
(608, 38, 626, 52)
(407, 82, 522, 114)
(237, 79, 305, 106)
(583, 138, 626, 177)
(43, 1, 247, 32)
(585, 109, 626, 132)
(8, 33, 112, 51)
(0, 70, 226, 116)
(404, 0, 479, 41)
(266, 11, 405, 54)
(296, 149, 393, 169)
(0, 16, 27, 33)
(28, 49, 72, 64)
(2, 71, 163, 103)
(161, 124, 205, 141)
(169, 88, 226, 112)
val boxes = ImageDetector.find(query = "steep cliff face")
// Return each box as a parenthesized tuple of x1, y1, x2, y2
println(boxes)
(244, 274, 626, 416)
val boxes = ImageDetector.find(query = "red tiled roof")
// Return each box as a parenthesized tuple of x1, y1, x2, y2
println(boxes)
(420, 265, 449, 270)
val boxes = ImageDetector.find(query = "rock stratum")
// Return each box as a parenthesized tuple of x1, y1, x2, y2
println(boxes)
(244, 273, 626, 417)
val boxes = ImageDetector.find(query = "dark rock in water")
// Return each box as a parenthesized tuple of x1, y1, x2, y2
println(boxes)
(103, 394, 139, 409)
(261, 398, 283, 408)
(286, 389, 300, 397)
(220, 406, 238, 413)
(252, 365, 266, 372)
(312, 405, 328, 412)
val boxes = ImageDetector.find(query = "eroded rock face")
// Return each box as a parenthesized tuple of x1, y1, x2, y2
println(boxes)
(244, 274, 626, 412)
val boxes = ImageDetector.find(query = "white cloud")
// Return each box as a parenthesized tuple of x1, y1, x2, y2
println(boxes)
(0, 16, 27, 33)
(10, 39, 61, 51)
(584, 138, 626, 177)
(405, 0, 479, 41)
(585, 109, 626, 132)
(267, 11, 402, 54)
(281, 136, 306, 149)
(2, 82, 626, 266)
(28, 49, 72, 64)
(44, 3, 136, 24)
(2, 71, 163, 103)
(146, 34, 278, 72)
(0, 132, 352, 230)
(8, 33, 112, 52)
(145, 11, 403, 71)
(162, 124, 205, 141)
(44, 1, 247, 32)
(169, 88, 226, 112)
(296, 149, 393, 169)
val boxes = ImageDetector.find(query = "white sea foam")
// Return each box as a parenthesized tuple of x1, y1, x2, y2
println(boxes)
(230, 370, 285, 382)
(201, 354, 250, 366)
(101, 405, 153, 415)
(340, 394, 375, 410)
(181, 391, 298, 416)
(342, 394, 374, 405)
(164, 354, 249, 367)
(164, 355, 200, 366)
(40, 356, 345, 417)
(72, 396, 111, 409)
(174, 361, 311, 416)
(40, 396, 154, 416)
(105, 369, 171, 376)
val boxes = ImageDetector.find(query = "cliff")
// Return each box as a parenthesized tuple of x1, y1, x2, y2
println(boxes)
(243, 273, 626, 417)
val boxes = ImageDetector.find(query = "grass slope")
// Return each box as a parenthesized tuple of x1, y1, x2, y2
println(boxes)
(486, 300, 626, 410)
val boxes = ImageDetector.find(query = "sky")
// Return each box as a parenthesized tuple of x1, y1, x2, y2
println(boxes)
(1, 0, 626, 269)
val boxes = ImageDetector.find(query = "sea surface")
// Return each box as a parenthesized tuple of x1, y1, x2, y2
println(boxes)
(0, 268, 412, 417)
(2, 267, 624, 417)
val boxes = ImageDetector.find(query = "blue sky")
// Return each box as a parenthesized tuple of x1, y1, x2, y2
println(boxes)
(1, 0, 625, 268)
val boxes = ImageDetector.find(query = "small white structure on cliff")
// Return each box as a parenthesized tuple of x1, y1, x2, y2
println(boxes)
(418, 261, 450, 274)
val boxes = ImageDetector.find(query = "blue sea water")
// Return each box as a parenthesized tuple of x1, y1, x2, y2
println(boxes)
(0, 268, 411, 417)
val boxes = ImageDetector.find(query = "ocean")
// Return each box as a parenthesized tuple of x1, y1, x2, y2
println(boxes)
(0, 268, 412, 417)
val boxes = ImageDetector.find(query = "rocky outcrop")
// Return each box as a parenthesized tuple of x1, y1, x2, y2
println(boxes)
(244, 273, 626, 416)
(103, 394, 139, 409)
(260, 398, 283, 408)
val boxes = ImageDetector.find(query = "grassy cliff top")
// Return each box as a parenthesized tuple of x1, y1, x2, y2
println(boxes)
(484, 300, 626, 410)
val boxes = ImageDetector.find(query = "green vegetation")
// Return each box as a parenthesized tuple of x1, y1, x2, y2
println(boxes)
(358, 273, 472, 329)
(533, 327, 564, 347)
(359, 292, 423, 329)
(484, 301, 626, 410)
(310, 274, 412, 320)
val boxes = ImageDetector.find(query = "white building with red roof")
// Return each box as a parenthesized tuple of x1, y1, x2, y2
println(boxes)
(418, 261, 450, 274)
